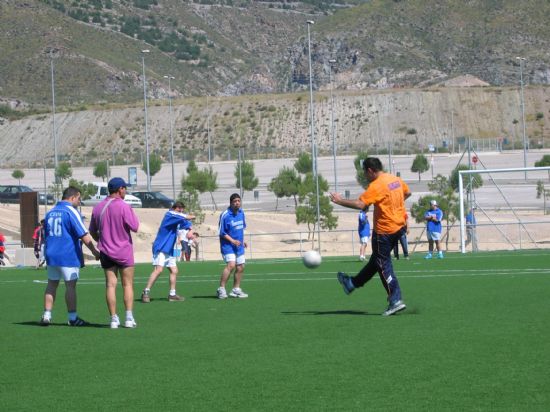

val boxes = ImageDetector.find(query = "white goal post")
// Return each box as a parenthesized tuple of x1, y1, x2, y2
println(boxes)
(458, 166, 550, 253)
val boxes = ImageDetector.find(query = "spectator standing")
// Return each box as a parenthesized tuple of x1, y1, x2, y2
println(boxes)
(40, 187, 100, 326)
(33, 219, 46, 269)
(393, 213, 410, 260)
(465, 208, 478, 251)
(425, 200, 443, 259)
(89, 177, 140, 329)
(0, 231, 7, 266)
(358, 208, 370, 261)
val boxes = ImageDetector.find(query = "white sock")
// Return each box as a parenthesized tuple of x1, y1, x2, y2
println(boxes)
(111, 314, 119, 322)
(125, 311, 134, 321)
(43, 310, 52, 319)
(169, 289, 176, 296)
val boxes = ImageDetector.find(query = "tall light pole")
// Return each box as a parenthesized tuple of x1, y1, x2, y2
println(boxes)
(141, 49, 151, 191)
(307, 20, 321, 252)
(49, 51, 58, 175)
(328, 58, 338, 193)
(164, 75, 176, 200)
(206, 95, 212, 163)
(516, 56, 528, 179)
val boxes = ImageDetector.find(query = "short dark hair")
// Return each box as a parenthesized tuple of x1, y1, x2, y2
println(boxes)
(362, 157, 383, 173)
(230, 193, 241, 203)
(62, 186, 81, 200)
(172, 201, 185, 210)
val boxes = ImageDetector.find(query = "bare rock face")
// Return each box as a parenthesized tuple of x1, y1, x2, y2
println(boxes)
(1, 86, 548, 167)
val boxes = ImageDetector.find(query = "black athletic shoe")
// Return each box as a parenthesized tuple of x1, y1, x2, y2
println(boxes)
(67, 317, 90, 327)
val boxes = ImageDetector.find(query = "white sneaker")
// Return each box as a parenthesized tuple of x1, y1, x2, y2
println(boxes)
(125, 319, 137, 328)
(110, 316, 120, 329)
(217, 287, 228, 299)
(359, 255, 366, 261)
(229, 287, 248, 298)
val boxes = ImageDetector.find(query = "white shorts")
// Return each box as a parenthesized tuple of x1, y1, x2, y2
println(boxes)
(360, 236, 370, 244)
(152, 252, 177, 268)
(223, 253, 245, 265)
(47, 266, 79, 282)
(427, 231, 442, 241)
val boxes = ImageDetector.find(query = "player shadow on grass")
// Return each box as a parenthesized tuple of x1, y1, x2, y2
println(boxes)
(14, 321, 109, 328)
(281, 310, 374, 316)
(282, 308, 417, 316)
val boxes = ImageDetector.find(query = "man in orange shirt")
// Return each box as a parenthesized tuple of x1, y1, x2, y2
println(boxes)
(330, 157, 411, 316)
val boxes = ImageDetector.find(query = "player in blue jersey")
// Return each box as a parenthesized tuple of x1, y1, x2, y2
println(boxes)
(141, 202, 194, 303)
(40, 187, 100, 326)
(217, 193, 248, 299)
(425, 199, 444, 259)
(358, 208, 370, 261)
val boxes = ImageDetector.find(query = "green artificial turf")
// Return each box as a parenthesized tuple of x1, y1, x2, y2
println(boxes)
(2, 251, 550, 411)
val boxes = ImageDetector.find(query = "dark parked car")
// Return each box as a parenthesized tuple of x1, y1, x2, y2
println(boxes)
(0, 185, 54, 205)
(131, 191, 174, 208)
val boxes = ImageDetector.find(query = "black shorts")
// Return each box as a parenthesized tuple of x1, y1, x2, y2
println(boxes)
(99, 252, 128, 270)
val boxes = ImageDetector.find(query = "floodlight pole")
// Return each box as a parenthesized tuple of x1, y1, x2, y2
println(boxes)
(307, 20, 321, 253)
(142, 50, 151, 191)
(49, 52, 58, 175)
(516, 56, 528, 180)
(207, 95, 211, 163)
(164, 75, 176, 200)
(328, 58, 337, 193)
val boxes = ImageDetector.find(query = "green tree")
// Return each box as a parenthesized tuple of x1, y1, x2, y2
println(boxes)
(267, 167, 301, 210)
(411, 154, 429, 181)
(536, 180, 550, 215)
(142, 153, 163, 185)
(178, 188, 205, 224)
(234, 159, 259, 196)
(93, 161, 109, 182)
(182, 163, 218, 210)
(295, 172, 337, 240)
(450, 165, 483, 191)
(535, 154, 550, 181)
(55, 162, 72, 186)
(68, 179, 97, 200)
(294, 152, 312, 174)
(353, 150, 370, 188)
(11, 169, 24, 185)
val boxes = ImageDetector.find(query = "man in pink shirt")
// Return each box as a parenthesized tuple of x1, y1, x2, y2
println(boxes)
(89, 177, 140, 329)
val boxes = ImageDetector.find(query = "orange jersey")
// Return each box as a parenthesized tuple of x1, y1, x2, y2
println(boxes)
(359, 173, 410, 234)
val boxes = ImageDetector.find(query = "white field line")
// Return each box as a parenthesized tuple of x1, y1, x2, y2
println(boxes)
(10, 267, 550, 286)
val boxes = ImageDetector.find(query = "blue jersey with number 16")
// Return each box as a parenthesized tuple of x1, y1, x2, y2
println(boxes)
(45, 200, 88, 267)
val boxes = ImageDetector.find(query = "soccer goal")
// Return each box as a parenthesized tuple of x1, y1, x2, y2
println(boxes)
(458, 165, 550, 253)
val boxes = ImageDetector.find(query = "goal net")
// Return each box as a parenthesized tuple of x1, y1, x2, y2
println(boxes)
(458, 165, 550, 253)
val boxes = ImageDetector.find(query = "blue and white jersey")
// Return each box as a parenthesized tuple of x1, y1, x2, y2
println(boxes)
(425, 207, 443, 233)
(45, 200, 88, 267)
(152, 210, 192, 255)
(218, 207, 246, 255)
(358, 210, 370, 237)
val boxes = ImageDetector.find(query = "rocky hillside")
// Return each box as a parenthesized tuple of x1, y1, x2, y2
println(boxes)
(1, 86, 548, 167)
(1, 0, 550, 110)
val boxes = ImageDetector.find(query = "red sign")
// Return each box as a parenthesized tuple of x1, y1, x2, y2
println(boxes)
(472, 155, 478, 164)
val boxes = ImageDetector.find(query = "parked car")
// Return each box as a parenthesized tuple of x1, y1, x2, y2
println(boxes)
(131, 191, 174, 208)
(0, 185, 54, 205)
(80, 183, 142, 208)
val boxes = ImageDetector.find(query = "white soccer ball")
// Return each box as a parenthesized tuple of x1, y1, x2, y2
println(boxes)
(302, 250, 322, 269)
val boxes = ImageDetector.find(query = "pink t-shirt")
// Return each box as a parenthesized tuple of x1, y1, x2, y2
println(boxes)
(89, 197, 140, 266)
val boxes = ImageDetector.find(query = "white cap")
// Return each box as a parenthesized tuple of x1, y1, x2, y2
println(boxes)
(430, 200, 437, 206)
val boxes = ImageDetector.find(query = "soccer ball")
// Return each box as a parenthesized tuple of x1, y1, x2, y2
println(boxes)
(302, 250, 322, 269)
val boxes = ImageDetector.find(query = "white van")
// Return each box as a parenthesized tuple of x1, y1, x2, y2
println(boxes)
(81, 182, 142, 208)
